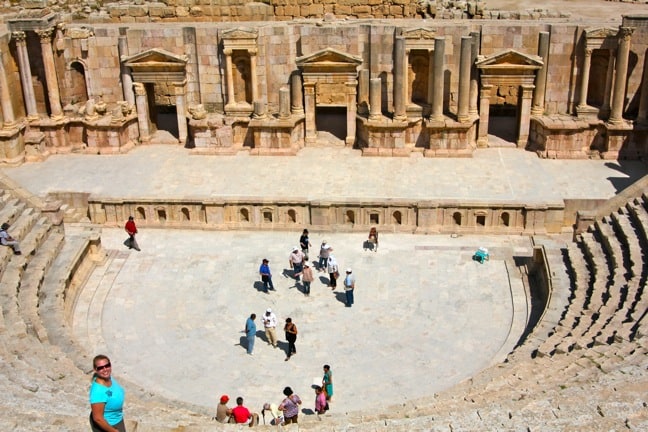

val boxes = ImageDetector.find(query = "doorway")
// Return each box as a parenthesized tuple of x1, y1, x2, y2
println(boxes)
(316, 106, 346, 142)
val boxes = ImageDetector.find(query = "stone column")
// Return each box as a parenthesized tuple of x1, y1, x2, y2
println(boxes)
(36, 27, 63, 120)
(601, 48, 616, 117)
(457, 36, 472, 122)
(224, 48, 236, 107)
(358, 69, 369, 115)
(638, 55, 648, 124)
(174, 81, 188, 144)
(477, 84, 492, 146)
(290, 73, 304, 115)
(531, 31, 550, 115)
(369, 77, 382, 120)
(427, 49, 435, 107)
(393, 37, 407, 121)
(431, 37, 445, 121)
(577, 48, 593, 109)
(303, 83, 317, 144)
(133, 82, 151, 143)
(345, 80, 357, 146)
(118, 33, 135, 106)
(0, 52, 16, 127)
(13, 31, 38, 120)
(250, 49, 259, 103)
(279, 86, 290, 119)
(469, 31, 480, 116)
(609, 27, 635, 124)
(518, 84, 535, 148)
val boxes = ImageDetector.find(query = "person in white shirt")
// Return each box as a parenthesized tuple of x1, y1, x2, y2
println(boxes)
(344, 268, 356, 307)
(288, 247, 305, 280)
(262, 308, 278, 348)
(327, 254, 339, 289)
(0, 223, 21, 255)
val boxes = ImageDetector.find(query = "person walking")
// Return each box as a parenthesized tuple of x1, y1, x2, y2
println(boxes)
(278, 387, 302, 424)
(245, 313, 257, 355)
(284, 318, 298, 361)
(124, 216, 140, 251)
(259, 259, 274, 293)
(343, 269, 355, 307)
(0, 222, 21, 255)
(327, 254, 339, 289)
(367, 227, 379, 252)
(317, 242, 330, 272)
(302, 263, 314, 295)
(288, 246, 305, 280)
(262, 308, 278, 348)
(89, 354, 126, 432)
(322, 365, 333, 402)
(299, 229, 312, 260)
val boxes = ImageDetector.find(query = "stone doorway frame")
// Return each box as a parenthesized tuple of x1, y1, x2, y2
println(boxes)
(123, 48, 188, 144)
(476, 49, 543, 148)
(296, 48, 362, 146)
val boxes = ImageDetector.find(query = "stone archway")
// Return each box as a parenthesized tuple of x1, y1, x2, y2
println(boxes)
(476, 49, 543, 148)
(296, 48, 362, 146)
(123, 48, 188, 144)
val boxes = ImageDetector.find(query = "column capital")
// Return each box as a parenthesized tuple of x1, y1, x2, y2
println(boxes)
(584, 48, 593, 57)
(617, 27, 635, 42)
(249, 48, 258, 56)
(12, 31, 26, 42)
(223, 48, 233, 56)
(35, 27, 55, 42)
(133, 82, 146, 96)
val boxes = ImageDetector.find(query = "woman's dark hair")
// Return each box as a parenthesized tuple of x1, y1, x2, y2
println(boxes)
(283, 386, 293, 396)
(323, 364, 330, 370)
(285, 317, 292, 323)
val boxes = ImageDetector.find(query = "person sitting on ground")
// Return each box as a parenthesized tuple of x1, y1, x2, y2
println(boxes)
(0, 222, 21, 255)
(214, 394, 235, 423)
(231, 396, 259, 427)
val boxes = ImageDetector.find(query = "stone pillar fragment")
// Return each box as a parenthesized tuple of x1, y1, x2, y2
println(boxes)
(345, 81, 357, 145)
(304, 83, 316, 144)
(36, 27, 63, 119)
(118, 32, 135, 106)
(577, 48, 593, 109)
(224, 48, 236, 107)
(358, 69, 369, 115)
(431, 37, 445, 121)
(0, 52, 16, 127)
(531, 31, 550, 115)
(13, 31, 38, 120)
(369, 78, 382, 120)
(250, 49, 259, 103)
(290, 73, 304, 115)
(174, 81, 188, 144)
(133, 82, 151, 143)
(469, 32, 480, 116)
(393, 37, 406, 121)
(609, 27, 634, 124)
(279, 86, 290, 119)
(518, 84, 535, 147)
(457, 36, 472, 122)
(477, 84, 492, 146)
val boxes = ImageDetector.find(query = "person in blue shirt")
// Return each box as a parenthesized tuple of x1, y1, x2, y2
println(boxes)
(245, 313, 257, 355)
(89, 354, 126, 432)
(259, 259, 274, 293)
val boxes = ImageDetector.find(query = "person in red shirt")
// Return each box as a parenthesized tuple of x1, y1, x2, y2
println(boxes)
(124, 216, 140, 251)
(231, 396, 258, 426)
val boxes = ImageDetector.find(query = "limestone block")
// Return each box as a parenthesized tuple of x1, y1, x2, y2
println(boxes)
(335, 4, 352, 14)
(176, 6, 190, 17)
(390, 5, 403, 15)
(129, 5, 149, 17)
(353, 5, 372, 15)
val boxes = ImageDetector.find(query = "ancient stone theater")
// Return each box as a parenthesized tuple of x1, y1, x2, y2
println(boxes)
(0, 0, 647, 430)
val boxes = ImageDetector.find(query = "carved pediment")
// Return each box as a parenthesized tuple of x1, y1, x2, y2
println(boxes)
(123, 48, 188, 67)
(296, 48, 362, 68)
(476, 49, 542, 74)
(221, 27, 258, 41)
(585, 27, 618, 40)
(400, 27, 437, 40)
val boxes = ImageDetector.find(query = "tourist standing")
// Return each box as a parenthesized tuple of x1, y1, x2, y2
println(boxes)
(89, 354, 126, 432)
(124, 216, 140, 251)
(288, 246, 305, 280)
(302, 263, 314, 295)
(322, 365, 333, 402)
(368, 227, 379, 252)
(299, 229, 312, 260)
(259, 258, 274, 293)
(245, 313, 257, 355)
(278, 387, 302, 424)
(314, 386, 328, 415)
(284, 318, 298, 361)
(327, 254, 339, 289)
(262, 308, 278, 348)
(343, 269, 355, 307)
(317, 242, 330, 272)
(0, 222, 21, 255)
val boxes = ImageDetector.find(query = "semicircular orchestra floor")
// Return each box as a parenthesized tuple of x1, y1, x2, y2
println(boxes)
(72, 229, 533, 415)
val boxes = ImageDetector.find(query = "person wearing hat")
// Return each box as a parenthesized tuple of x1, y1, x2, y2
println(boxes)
(343, 269, 355, 307)
(262, 308, 278, 348)
(214, 394, 235, 423)
(288, 246, 305, 281)
(259, 259, 274, 293)
(0, 222, 21, 255)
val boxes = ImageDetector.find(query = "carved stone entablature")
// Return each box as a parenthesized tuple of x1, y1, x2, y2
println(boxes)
(7, 7, 58, 32)
(296, 47, 362, 75)
(123, 48, 188, 83)
(400, 27, 437, 51)
(476, 49, 543, 80)
(221, 27, 258, 52)
(67, 26, 94, 39)
(584, 27, 619, 50)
